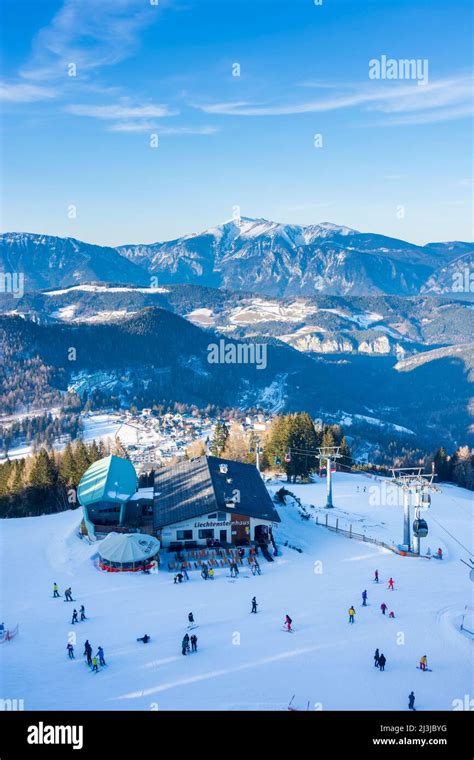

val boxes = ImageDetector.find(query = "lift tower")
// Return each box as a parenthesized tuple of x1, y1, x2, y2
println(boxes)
(317, 446, 342, 509)
(390, 468, 439, 553)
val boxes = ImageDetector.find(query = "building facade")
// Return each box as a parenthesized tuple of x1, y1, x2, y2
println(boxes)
(154, 455, 280, 549)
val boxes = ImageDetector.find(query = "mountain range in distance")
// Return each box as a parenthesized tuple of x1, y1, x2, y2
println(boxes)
(1, 217, 473, 297)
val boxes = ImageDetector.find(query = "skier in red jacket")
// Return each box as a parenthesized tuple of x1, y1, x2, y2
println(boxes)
(388, 577, 394, 590)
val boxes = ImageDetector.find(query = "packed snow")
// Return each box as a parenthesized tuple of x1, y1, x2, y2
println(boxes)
(0, 473, 472, 711)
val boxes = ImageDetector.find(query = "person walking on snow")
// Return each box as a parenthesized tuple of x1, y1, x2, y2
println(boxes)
(53, 582, 60, 598)
(80, 605, 86, 621)
(374, 648, 380, 668)
(67, 643, 74, 659)
(419, 655, 428, 671)
(91, 655, 99, 672)
(83, 640, 92, 666)
(71, 609, 78, 624)
(190, 634, 198, 652)
(285, 614, 293, 632)
(378, 653, 386, 671)
(188, 612, 195, 626)
(251, 597, 258, 613)
(362, 590, 368, 606)
(374, 570, 379, 583)
(209, 568, 215, 579)
(182, 634, 190, 655)
(381, 602, 388, 615)
(388, 577, 395, 590)
(408, 691, 415, 710)
(97, 646, 106, 667)
(348, 606, 356, 624)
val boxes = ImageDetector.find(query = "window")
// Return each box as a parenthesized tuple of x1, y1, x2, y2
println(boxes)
(176, 530, 193, 540)
(207, 513, 217, 519)
(216, 512, 227, 520)
(198, 529, 214, 539)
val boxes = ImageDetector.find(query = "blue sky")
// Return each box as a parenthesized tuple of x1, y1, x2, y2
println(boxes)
(1, 0, 472, 246)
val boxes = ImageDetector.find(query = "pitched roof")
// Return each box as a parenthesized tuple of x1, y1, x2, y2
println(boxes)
(77, 455, 138, 507)
(153, 455, 280, 530)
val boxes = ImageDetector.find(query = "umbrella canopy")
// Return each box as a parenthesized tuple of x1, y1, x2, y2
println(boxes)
(99, 532, 160, 565)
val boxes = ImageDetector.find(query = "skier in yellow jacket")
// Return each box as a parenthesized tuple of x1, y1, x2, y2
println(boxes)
(348, 606, 356, 624)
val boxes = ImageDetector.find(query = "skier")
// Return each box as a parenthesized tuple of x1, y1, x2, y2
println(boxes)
(419, 655, 428, 671)
(83, 640, 92, 666)
(378, 653, 386, 671)
(137, 634, 151, 643)
(389, 611, 395, 618)
(190, 634, 198, 652)
(97, 646, 106, 667)
(64, 587, 73, 602)
(362, 590, 368, 606)
(80, 605, 86, 621)
(71, 609, 78, 625)
(188, 612, 195, 626)
(388, 577, 395, 590)
(208, 568, 215, 580)
(374, 648, 380, 668)
(285, 614, 293, 632)
(91, 655, 99, 673)
(374, 569, 379, 583)
(251, 596, 258, 614)
(67, 643, 74, 659)
(53, 582, 60, 598)
(380, 602, 388, 615)
(348, 606, 356, 624)
(254, 558, 261, 575)
(182, 633, 190, 655)
(182, 565, 189, 580)
(437, 547, 443, 560)
(234, 562, 239, 577)
(408, 691, 415, 710)
(201, 565, 208, 580)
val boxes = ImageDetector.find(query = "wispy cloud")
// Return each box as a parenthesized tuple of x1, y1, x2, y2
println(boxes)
(0, 82, 56, 103)
(107, 123, 218, 135)
(194, 74, 473, 125)
(66, 103, 177, 119)
(20, 0, 159, 82)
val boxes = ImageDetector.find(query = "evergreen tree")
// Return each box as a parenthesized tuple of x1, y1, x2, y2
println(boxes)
(210, 421, 229, 457)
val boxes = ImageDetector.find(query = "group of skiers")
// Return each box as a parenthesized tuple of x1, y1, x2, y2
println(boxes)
(200, 563, 215, 580)
(77, 639, 106, 672)
(71, 605, 87, 624)
(182, 633, 198, 655)
(374, 648, 387, 671)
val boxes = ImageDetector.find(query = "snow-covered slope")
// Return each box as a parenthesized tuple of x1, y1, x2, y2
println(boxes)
(0, 473, 472, 711)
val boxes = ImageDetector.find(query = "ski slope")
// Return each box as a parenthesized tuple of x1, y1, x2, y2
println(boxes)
(0, 473, 472, 711)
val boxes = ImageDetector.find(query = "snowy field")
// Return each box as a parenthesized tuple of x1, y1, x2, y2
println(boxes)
(0, 473, 472, 711)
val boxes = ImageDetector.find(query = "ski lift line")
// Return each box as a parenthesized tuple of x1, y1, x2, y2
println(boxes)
(426, 513, 473, 557)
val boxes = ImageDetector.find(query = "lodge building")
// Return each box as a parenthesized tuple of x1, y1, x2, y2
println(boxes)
(154, 455, 280, 549)
(78, 453, 280, 550)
